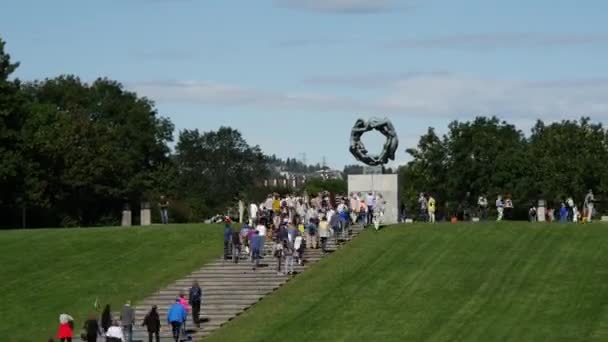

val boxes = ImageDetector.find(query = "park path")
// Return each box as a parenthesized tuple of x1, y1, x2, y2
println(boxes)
(128, 224, 365, 341)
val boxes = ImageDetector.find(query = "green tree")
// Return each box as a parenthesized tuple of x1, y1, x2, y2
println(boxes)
(0, 37, 27, 226)
(175, 127, 268, 219)
(17, 76, 174, 226)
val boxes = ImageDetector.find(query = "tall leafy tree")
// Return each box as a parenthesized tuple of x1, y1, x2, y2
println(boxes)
(175, 127, 268, 219)
(0, 37, 27, 225)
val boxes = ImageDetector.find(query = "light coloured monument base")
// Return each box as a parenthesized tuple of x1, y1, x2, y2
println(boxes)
(140, 208, 151, 226)
(348, 174, 400, 224)
(121, 210, 132, 227)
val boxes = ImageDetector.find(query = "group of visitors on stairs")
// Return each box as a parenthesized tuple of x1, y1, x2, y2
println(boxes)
(53, 190, 374, 342)
(225, 191, 384, 274)
(53, 281, 202, 342)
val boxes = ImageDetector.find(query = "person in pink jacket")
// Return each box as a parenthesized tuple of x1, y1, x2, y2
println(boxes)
(179, 292, 190, 334)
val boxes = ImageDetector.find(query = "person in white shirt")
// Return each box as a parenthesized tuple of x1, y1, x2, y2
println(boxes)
(566, 197, 575, 222)
(256, 222, 267, 256)
(584, 190, 595, 222)
(249, 202, 258, 226)
(418, 193, 428, 222)
(105, 321, 125, 342)
(366, 192, 376, 225)
(478, 195, 488, 219)
(496, 195, 504, 221)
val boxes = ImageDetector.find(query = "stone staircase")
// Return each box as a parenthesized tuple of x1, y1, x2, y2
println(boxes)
(127, 225, 365, 341)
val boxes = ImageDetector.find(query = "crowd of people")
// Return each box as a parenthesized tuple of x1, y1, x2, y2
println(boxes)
(225, 191, 385, 275)
(55, 191, 387, 342)
(410, 190, 599, 223)
(53, 281, 203, 342)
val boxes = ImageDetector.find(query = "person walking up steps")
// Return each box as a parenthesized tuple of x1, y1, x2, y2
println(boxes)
(83, 313, 101, 342)
(189, 281, 202, 328)
(251, 230, 262, 270)
(232, 229, 242, 263)
(167, 298, 187, 342)
(120, 301, 134, 342)
(319, 216, 331, 255)
(255, 219, 267, 257)
(273, 237, 285, 275)
(178, 292, 190, 335)
(306, 219, 317, 249)
(56, 313, 74, 342)
(142, 305, 160, 342)
(105, 321, 125, 342)
(284, 239, 296, 275)
(101, 304, 112, 334)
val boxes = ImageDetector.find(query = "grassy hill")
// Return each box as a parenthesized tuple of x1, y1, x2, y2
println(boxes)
(206, 223, 608, 342)
(0, 224, 223, 342)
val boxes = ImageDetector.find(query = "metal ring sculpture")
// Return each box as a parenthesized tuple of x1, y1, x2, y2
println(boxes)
(349, 117, 399, 166)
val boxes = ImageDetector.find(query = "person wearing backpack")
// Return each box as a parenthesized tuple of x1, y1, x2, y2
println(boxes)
(167, 298, 187, 342)
(273, 237, 285, 275)
(232, 230, 242, 263)
(189, 281, 203, 328)
(120, 301, 134, 342)
(142, 305, 160, 342)
(306, 219, 318, 249)
(284, 239, 297, 275)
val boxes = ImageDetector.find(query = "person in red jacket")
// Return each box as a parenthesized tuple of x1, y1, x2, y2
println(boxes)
(57, 313, 74, 342)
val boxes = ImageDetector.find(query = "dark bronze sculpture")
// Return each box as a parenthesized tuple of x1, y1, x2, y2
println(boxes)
(349, 117, 398, 166)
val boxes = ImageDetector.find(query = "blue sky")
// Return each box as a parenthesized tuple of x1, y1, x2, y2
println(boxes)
(2, 0, 608, 168)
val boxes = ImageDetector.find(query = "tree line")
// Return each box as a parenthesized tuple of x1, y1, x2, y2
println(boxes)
(399, 116, 608, 219)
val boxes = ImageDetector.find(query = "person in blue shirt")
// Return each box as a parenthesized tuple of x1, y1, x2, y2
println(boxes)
(167, 298, 187, 342)
(223, 222, 233, 260)
(251, 231, 262, 270)
(559, 203, 568, 223)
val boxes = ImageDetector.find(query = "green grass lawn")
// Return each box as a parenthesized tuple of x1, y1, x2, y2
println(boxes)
(0, 224, 223, 342)
(207, 222, 608, 342)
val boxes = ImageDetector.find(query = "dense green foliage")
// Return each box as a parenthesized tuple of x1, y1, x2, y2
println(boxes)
(0, 224, 223, 342)
(207, 223, 608, 342)
(400, 117, 608, 218)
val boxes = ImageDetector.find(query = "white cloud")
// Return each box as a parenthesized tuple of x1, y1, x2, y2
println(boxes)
(274, 0, 400, 14)
(130, 74, 608, 120)
(381, 73, 608, 118)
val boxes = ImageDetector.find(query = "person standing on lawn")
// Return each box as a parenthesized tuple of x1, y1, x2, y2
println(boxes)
(159, 195, 170, 224)
(189, 281, 202, 328)
(584, 189, 595, 222)
(496, 195, 504, 221)
(142, 305, 160, 342)
(428, 195, 436, 223)
(120, 301, 134, 342)
(167, 298, 187, 342)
